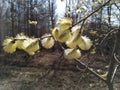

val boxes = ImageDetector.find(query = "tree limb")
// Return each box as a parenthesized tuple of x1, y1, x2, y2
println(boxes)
(72, 0, 111, 27)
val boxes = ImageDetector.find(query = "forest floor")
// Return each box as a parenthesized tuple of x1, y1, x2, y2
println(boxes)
(0, 50, 120, 90)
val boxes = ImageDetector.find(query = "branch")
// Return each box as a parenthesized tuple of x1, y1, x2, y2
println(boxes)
(55, 40, 106, 83)
(114, 3, 120, 11)
(114, 53, 120, 64)
(72, 0, 111, 27)
(107, 33, 117, 84)
(79, 20, 85, 34)
(100, 28, 119, 45)
(75, 59, 106, 83)
(111, 64, 119, 83)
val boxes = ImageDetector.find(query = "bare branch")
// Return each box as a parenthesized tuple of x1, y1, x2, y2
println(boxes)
(100, 28, 119, 45)
(111, 64, 119, 83)
(114, 3, 120, 11)
(114, 53, 120, 64)
(72, 0, 111, 27)
(75, 59, 107, 83)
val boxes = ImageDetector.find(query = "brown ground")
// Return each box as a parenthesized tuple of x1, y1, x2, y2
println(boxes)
(0, 50, 120, 90)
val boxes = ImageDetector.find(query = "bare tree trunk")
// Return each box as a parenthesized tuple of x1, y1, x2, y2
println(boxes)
(17, 1, 21, 33)
(107, 4, 111, 27)
(117, 28, 120, 56)
(26, 0, 30, 36)
(98, 7, 103, 28)
(91, 0, 97, 29)
(11, 1, 15, 36)
(49, 0, 55, 28)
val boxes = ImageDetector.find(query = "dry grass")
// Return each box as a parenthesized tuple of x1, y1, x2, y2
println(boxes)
(0, 50, 120, 90)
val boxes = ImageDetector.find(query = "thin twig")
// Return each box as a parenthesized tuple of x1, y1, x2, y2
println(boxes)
(79, 20, 85, 34)
(72, 0, 111, 27)
(111, 64, 120, 83)
(114, 53, 120, 64)
(114, 3, 120, 11)
(58, 42, 107, 83)
(100, 28, 119, 45)
(13, 34, 53, 41)
(107, 33, 117, 84)
(61, 0, 111, 31)
(75, 59, 107, 83)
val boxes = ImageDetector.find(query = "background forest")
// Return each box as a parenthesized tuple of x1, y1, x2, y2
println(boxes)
(0, 0, 119, 47)
(0, 0, 120, 90)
